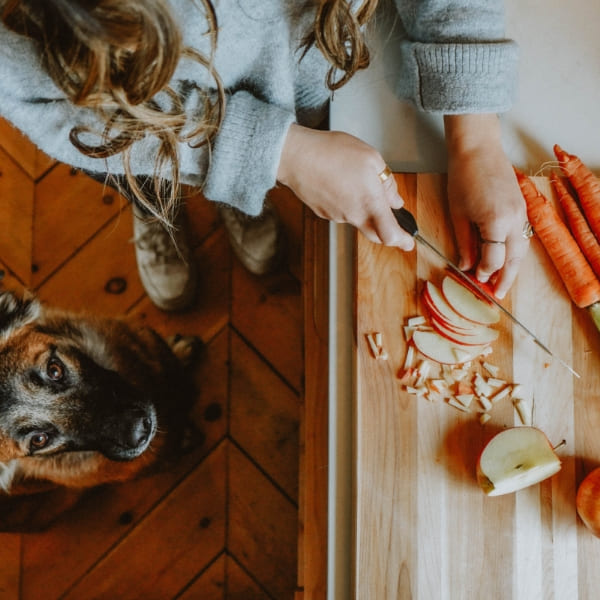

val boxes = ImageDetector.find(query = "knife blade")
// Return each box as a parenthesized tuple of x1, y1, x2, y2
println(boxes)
(392, 206, 580, 378)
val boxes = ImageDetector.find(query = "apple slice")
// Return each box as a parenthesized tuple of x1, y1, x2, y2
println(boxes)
(429, 311, 499, 346)
(576, 468, 600, 537)
(442, 276, 500, 325)
(423, 281, 483, 333)
(445, 268, 498, 304)
(412, 329, 488, 365)
(476, 427, 561, 496)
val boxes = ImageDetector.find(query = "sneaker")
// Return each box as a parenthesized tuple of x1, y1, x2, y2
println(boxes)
(131, 205, 197, 311)
(218, 199, 284, 275)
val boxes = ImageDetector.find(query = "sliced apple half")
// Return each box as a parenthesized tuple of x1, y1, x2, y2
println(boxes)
(476, 427, 561, 496)
(442, 276, 500, 325)
(412, 329, 488, 365)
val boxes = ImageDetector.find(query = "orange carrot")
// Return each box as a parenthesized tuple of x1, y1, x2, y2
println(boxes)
(514, 168, 600, 308)
(554, 144, 600, 241)
(550, 172, 600, 280)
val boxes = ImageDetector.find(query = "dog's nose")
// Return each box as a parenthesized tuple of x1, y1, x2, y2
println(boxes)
(127, 415, 153, 449)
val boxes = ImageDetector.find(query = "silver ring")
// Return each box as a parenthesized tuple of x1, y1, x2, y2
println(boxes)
(378, 165, 392, 183)
(481, 239, 506, 245)
(522, 221, 534, 240)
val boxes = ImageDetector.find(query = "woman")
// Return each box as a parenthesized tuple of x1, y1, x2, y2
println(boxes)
(0, 0, 528, 310)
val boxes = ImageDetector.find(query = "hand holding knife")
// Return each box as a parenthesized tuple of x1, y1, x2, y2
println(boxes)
(392, 206, 580, 378)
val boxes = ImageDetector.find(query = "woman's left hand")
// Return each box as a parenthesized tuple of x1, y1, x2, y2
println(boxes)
(445, 114, 530, 299)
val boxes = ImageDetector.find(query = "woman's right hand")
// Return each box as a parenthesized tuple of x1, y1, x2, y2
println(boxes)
(276, 124, 415, 250)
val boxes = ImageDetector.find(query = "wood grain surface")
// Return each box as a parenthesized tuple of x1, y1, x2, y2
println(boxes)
(354, 173, 600, 599)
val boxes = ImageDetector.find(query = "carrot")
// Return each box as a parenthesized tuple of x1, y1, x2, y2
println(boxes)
(550, 172, 600, 280)
(553, 144, 600, 241)
(514, 168, 600, 308)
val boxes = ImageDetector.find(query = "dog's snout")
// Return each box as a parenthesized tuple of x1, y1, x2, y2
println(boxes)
(127, 415, 153, 449)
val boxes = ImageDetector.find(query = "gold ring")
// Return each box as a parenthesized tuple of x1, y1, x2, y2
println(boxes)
(481, 239, 506, 245)
(378, 165, 392, 183)
(522, 221, 534, 240)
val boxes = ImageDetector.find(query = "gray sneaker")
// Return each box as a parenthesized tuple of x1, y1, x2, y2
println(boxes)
(218, 199, 284, 275)
(131, 206, 197, 311)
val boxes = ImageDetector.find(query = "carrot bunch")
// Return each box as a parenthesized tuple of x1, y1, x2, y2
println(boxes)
(514, 147, 600, 331)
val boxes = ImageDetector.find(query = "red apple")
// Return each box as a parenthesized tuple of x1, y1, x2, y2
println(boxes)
(576, 467, 600, 537)
(429, 312, 499, 346)
(476, 427, 561, 496)
(423, 281, 486, 333)
(445, 268, 498, 303)
(442, 276, 500, 325)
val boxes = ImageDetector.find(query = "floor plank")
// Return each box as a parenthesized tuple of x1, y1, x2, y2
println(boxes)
(228, 444, 298, 599)
(61, 443, 227, 600)
(230, 331, 300, 500)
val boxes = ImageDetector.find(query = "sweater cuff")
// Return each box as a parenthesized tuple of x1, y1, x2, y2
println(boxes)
(202, 91, 296, 215)
(398, 41, 519, 113)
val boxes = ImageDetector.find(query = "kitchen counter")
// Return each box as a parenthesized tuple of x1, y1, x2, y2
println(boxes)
(327, 2, 600, 598)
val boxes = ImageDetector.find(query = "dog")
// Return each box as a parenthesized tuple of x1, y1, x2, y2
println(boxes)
(0, 289, 200, 530)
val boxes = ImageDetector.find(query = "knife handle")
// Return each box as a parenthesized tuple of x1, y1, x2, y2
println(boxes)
(392, 207, 418, 237)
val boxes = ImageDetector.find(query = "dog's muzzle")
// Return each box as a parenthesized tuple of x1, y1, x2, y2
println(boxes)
(99, 405, 158, 461)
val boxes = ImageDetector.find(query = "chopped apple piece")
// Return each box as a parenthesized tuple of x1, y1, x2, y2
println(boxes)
(482, 362, 500, 377)
(408, 316, 427, 327)
(448, 398, 470, 412)
(478, 396, 493, 412)
(511, 384, 525, 399)
(480, 413, 491, 425)
(476, 427, 561, 496)
(442, 276, 500, 325)
(455, 394, 474, 408)
(490, 386, 511, 404)
(365, 333, 380, 358)
(406, 386, 426, 396)
(403, 345, 416, 370)
(487, 378, 506, 388)
(513, 399, 532, 425)
(404, 326, 416, 341)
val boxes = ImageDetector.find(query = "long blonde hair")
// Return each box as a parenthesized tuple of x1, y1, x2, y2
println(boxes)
(1, 0, 377, 226)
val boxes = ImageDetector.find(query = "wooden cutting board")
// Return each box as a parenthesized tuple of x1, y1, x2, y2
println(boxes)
(354, 173, 600, 599)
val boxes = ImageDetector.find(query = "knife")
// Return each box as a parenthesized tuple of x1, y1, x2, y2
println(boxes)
(392, 207, 580, 378)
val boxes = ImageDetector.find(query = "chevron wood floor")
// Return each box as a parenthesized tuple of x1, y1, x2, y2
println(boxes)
(0, 117, 311, 599)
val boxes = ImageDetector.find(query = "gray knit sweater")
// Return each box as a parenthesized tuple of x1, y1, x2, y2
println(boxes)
(0, 0, 518, 215)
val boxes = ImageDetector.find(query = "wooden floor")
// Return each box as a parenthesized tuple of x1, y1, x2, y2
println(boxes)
(0, 118, 307, 599)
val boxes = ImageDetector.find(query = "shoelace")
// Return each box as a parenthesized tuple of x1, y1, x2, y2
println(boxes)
(131, 221, 186, 265)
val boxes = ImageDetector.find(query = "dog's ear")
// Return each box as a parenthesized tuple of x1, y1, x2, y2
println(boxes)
(0, 291, 41, 338)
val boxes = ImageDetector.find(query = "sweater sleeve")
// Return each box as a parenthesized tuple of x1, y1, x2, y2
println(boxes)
(0, 29, 294, 216)
(201, 91, 296, 215)
(393, 0, 519, 113)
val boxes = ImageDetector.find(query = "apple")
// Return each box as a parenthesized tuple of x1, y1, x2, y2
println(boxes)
(429, 311, 499, 346)
(412, 329, 488, 365)
(445, 268, 498, 303)
(476, 427, 561, 496)
(442, 276, 500, 325)
(576, 467, 600, 537)
(423, 281, 485, 333)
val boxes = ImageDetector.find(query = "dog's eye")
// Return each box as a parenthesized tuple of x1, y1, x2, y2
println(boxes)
(46, 359, 64, 381)
(29, 432, 49, 450)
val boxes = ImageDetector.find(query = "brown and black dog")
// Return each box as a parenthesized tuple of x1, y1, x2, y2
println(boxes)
(0, 289, 200, 530)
